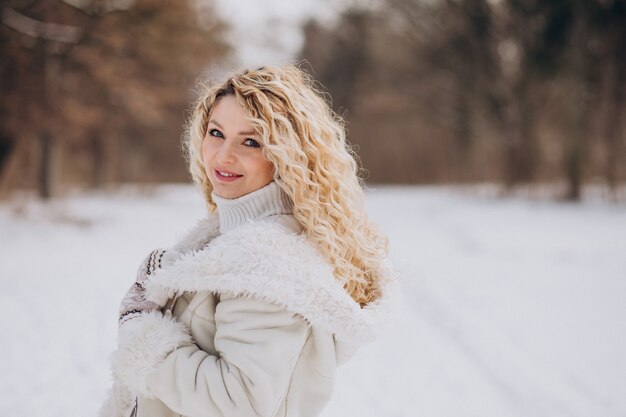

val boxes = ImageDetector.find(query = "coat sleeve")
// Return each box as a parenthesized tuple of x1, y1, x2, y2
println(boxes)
(112, 294, 311, 417)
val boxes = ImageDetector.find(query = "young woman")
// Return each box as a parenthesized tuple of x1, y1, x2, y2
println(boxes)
(99, 65, 394, 417)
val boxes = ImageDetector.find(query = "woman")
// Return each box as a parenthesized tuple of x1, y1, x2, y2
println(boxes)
(100, 65, 394, 417)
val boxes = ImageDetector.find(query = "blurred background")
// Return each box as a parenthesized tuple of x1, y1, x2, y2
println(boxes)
(1, 0, 625, 200)
(1, 1, 626, 417)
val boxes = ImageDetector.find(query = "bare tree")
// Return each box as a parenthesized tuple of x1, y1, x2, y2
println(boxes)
(0, 0, 230, 198)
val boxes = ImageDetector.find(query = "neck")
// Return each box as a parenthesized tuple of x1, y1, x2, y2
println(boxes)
(212, 181, 294, 233)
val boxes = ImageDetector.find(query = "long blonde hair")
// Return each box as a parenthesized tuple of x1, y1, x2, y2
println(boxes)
(183, 65, 389, 306)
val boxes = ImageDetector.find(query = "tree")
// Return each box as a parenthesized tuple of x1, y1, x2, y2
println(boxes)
(0, 0, 230, 198)
(299, 0, 626, 198)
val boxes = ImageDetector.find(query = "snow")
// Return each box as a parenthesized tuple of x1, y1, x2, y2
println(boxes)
(0, 184, 624, 417)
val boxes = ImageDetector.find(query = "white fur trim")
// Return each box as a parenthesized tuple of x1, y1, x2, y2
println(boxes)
(112, 311, 193, 398)
(145, 219, 394, 346)
(171, 215, 221, 253)
(97, 381, 134, 417)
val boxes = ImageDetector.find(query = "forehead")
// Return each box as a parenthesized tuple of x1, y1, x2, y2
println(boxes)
(208, 95, 256, 134)
(210, 95, 254, 125)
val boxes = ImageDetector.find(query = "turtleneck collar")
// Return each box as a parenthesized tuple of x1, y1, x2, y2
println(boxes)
(212, 181, 294, 234)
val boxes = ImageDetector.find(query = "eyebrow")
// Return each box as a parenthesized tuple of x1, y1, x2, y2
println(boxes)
(208, 119, 257, 136)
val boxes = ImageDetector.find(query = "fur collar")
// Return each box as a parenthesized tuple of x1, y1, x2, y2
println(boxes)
(145, 215, 393, 346)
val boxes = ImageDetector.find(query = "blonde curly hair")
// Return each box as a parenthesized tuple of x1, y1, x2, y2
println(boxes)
(183, 65, 389, 306)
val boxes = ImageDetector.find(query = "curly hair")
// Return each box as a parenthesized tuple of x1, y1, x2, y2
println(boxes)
(183, 65, 390, 306)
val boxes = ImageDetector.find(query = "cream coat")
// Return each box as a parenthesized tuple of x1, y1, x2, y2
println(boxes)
(99, 213, 392, 417)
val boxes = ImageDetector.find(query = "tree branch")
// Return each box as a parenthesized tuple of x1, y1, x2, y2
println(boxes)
(1, 7, 82, 43)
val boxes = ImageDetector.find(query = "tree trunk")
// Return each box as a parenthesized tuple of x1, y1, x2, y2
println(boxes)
(497, 101, 532, 189)
(604, 35, 625, 199)
(0, 134, 19, 199)
(38, 131, 54, 199)
(91, 132, 105, 188)
(564, 21, 597, 202)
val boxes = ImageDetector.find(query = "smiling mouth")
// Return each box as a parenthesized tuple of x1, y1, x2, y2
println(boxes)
(214, 169, 243, 181)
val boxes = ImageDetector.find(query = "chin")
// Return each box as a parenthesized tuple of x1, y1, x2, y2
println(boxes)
(213, 185, 243, 199)
(215, 189, 234, 199)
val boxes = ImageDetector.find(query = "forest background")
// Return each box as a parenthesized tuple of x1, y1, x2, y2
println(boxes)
(1, 0, 625, 201)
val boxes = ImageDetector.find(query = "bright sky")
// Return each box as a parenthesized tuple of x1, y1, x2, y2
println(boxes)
(210, 0, 345, 66)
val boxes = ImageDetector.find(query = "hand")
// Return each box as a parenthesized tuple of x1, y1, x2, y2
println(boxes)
(118, 249, 183, 325)
(135, 249, 182, 285)
(118, 281, 160, 325)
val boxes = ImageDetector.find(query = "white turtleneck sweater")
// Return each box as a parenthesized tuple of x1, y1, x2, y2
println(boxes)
(212, 181, 300, 234)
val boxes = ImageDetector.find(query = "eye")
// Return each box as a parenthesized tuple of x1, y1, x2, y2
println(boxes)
(208, 128, 223, 138)
(243, 138, 261, 148)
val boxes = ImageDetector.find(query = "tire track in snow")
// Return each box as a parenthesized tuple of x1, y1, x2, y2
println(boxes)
(406, 281, 597, 417)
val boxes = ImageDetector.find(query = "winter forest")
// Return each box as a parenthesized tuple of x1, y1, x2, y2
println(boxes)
(1, 0, 625, 416)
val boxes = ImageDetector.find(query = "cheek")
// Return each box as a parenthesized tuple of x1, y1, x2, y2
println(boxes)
(201, 140, 216, 177)
(201, 138, 213, 163)
(259, 161, 275, 185)
(247, 155, 274, 182)
(262, 160, 275, 180)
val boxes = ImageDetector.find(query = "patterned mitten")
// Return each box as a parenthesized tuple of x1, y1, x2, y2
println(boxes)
(135, 249, 182, 285)
(118, 249, 182, 325)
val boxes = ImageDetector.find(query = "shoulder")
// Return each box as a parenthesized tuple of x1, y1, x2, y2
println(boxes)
(171, 214, 221, 253)
(169, 212, 301, 253)
(153, 217, 332, 294)
(146, 215, 394, 347)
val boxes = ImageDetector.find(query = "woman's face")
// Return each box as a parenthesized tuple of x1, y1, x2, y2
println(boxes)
(202, 95, 274, 199)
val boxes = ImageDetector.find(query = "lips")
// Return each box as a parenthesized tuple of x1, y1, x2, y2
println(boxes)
(214, 168, 243, 182)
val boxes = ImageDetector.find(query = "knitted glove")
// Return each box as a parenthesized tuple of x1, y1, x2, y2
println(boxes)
(118, 249, 182, 325)
(135, 249, 183, 284)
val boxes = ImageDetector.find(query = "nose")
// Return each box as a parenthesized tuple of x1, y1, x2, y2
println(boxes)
(215, 140, 236, 165)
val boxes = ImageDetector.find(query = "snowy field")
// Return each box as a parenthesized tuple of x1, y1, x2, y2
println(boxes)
(0, 184, 624, 417)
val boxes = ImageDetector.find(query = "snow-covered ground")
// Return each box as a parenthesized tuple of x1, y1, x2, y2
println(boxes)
(0, 184, 624, 417)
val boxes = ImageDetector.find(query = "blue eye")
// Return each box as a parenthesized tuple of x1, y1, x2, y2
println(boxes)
(208, 129, 223, 138)
(244, 138, 261, 148)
